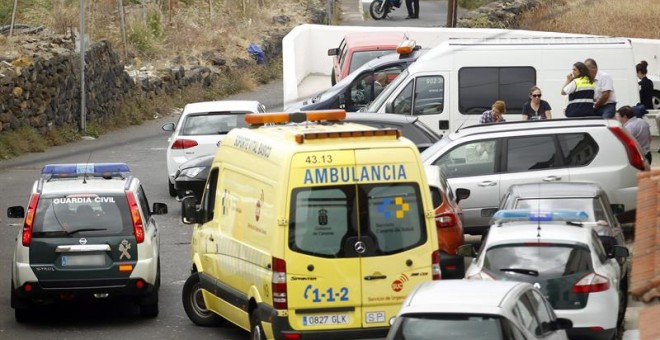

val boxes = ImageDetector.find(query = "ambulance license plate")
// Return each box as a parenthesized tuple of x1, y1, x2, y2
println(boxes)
(302, 314, 349, 326)
(61, 255, 105, 266)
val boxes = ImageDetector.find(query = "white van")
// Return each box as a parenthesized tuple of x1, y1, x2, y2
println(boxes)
(364, 37, 640, 134)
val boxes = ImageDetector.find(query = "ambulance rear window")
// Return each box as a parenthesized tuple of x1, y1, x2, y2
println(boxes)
(32, 194, 133, 237)
(289, 183, 426, 258)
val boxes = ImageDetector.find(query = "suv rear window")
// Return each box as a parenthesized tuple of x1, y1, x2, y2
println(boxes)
(483, 244, 593, 278)
(182, 112, 249, 135)
(32, 194, 132, 237)
(289, 183, 426, 258)
(391, 314, 507, 340)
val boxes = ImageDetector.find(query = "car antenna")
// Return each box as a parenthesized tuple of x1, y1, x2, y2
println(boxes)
(83, 152, 93, 184)
(536, 184, 541, 238)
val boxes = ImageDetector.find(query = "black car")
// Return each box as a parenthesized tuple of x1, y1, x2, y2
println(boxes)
(173, 112, 440, 200)
(286, 44, 425, 112)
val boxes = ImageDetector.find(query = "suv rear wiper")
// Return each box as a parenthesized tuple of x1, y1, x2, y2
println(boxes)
(500, 268, 539, 276)
(66, 228, 108, 236)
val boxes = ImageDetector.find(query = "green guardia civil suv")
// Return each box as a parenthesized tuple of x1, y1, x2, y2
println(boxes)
(6, 163, 168, 322)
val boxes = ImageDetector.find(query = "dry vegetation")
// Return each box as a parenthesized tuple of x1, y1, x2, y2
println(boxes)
(519, 0, 660, 39)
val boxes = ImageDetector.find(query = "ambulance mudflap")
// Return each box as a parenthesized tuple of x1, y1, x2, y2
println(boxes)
(285, 148, 435, 331)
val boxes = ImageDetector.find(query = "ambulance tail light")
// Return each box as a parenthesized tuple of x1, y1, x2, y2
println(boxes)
(431, 250, 442, 280)
(272, 257, 288, 310)
(125, 191, 145, 243)
(245, 110, 346, 126)
(22, 193, 40, 246)
(171, 139, 199, 149)
(295, 128, 401, 144)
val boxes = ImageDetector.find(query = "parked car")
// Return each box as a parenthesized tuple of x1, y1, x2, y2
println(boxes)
(420, 118, 648, 235)
(386, 280, 572, 340)
(328, 31, 407, 85)
(425, 165, 470, 279)
(173, 111, 441, 201)
(289, 41, 424, 112)
(6, 163, 168, 322)
(498, 182, 630, 282)
(161, 100, 266, 196)
(460, 209, 629, 340)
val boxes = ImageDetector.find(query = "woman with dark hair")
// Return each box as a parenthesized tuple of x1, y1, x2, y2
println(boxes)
(561, 61, 597, 117)
(637, 60, 654, 111)
(522, 86, 552, 120)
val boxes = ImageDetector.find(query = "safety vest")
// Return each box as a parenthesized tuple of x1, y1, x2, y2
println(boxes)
(566, 76, 596, 117)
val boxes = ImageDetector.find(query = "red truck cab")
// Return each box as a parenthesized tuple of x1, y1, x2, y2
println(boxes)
(327, 31, 407, 85)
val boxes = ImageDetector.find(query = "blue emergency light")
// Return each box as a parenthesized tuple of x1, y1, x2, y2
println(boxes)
(41, 163, 131, 178)
(493, 209, 589, 225)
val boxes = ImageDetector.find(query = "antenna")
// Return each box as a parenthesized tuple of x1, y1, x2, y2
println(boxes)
(536, 184, 541, 238)
(83, 152, 93, 184)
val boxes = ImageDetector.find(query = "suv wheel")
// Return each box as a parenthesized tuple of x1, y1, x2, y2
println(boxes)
(11, 281, 31, 323)
(182, 272, 225, 326)
(168, 179, 177, 197)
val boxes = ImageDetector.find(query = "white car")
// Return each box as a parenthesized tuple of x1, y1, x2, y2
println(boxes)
(386, 280, 572, 340)
(460, 210, 629, 340)
(421, 118, 648, 235)
(161, 100, 266, 196)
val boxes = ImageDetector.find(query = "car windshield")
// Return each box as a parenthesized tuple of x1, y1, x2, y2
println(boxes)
(513, 197, 609, 224)
(181, 112, 250, 135)
(389, 314, 505, 340)
(32, 193, 133, 237)
(366, 69, 409, 112)
(484, 243, 593, 278)
(350, 49, 396, 74)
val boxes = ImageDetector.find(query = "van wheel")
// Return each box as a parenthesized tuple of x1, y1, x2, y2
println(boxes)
(251, 311, 266, 340)
(168, 179, 177, 197)
(182, 272, 225, 327)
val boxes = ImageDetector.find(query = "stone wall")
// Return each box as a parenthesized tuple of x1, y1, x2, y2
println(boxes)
(457, 0, 544, 28)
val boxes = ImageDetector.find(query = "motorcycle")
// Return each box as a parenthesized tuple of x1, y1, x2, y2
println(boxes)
(369, 0, 402, 20)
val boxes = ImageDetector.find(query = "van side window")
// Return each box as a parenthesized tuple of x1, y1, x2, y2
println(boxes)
(290, 186, 355, 258)
(505, 135, 557, 172)
(434, 140, 498, 178)
(363, 183, 426, 254)
(458, 67, 535, 115)
(557, 133, 599, 167)
(412, 76, 444, 115)
(201, 168, 219, 222)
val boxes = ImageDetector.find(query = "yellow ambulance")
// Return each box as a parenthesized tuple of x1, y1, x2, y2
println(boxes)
(180, 109, 440, 339)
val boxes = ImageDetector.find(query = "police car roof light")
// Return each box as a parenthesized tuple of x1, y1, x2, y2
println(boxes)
(493, 209, 589, 225)
(396, 40, 417, 55)
(41, 163, 131, 179)
(295, 128, 401, 144)
(245, 110, 346, 126)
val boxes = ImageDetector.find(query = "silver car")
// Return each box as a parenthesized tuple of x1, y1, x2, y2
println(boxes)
(421, 118, 648, 235)
(387, 280, 572, 340)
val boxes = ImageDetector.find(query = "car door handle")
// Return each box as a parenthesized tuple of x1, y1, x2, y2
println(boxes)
(364, 275, 387, 280)
(478, 181, 497, 187)
(542, 175, 562, 182)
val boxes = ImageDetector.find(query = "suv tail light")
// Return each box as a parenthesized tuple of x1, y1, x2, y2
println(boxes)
(431, 250, 442, 280)
(125, 191, 145, 243)
(22, 193, 40, 246)
(171, 139, 199, 149)
(272, 257, 288, 310)
(609, 126, 647, 171)
(572, 272, 610, 293)
(435, 211, 458, 229)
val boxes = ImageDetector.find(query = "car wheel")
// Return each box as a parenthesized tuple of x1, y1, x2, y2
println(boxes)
(168, 179, 177, 197)
(652, 90, 660, 109)
(182, 272, 225, 327)
(251, 310, 266, 340)
(11, 282, 31, 323)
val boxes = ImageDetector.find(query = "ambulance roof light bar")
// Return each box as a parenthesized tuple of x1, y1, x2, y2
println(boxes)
(245, 110, 346, 127)
(295, 128, 401, 144)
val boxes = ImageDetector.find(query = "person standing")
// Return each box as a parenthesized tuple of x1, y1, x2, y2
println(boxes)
(637, 60, 654, 111)
(585, 58, 617, 118)
(522, 86, 552, 120)
(480, 100, 506, 124)
(616, 105, 652, 164)
(561, 62, 597, 117)
(405, 0, 419, 19)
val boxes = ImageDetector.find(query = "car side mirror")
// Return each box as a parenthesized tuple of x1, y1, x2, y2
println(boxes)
(161, 122, 175, 132)
(545, 318, 573, 331)
(181, 196, 200, 224)
(455, 188, 470, 204)
(327, 48, 339, 56)
(611, 245, 629, 259)
(152, 202, 168, 215)
(7, 206, 25, 219)
(457, 244, 476, 257)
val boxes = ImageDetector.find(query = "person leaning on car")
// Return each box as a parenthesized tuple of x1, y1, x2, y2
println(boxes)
(616, 105, 652, 165)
